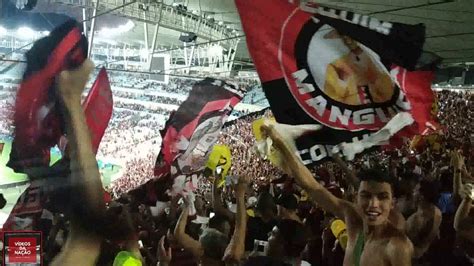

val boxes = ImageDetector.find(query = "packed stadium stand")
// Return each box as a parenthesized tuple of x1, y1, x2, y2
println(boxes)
(0, 0, 473, 265)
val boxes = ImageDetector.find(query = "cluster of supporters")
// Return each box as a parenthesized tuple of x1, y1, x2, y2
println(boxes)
(113, 91, 183, 106)
(114, 102, 172, 116)
(217, 109, 284, 181)
(144, 95, 182, 106)
(0, 58, 472, 266)
(110, 152, 157, 197)
(102, 89, 472, 266)
(109, 73, 195, 95)
(103, 91, 474, 265)
(99, 110, 162, 160)
(436, 91, 472, 147)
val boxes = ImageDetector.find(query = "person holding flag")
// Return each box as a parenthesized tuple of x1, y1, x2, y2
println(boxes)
(261, 123, 413, 266)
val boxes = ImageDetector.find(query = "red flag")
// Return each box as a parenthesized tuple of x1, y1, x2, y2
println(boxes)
(392, 67, 439, 135)
(82, 67, 113, 204)
(82, 67, 113, 153)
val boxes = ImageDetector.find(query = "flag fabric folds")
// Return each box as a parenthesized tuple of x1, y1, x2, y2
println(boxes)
(82, 67, 114, 154)
(1, 182, 44, 231)
(7, 19, 88, 175)
(153, 78, 245, 196)
(235, 0, 438, 165)
(2, 66, 113, 232)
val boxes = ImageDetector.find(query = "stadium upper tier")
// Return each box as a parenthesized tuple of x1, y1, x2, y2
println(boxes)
(0, 64, 267, 124)
(49, 0, 238, 49)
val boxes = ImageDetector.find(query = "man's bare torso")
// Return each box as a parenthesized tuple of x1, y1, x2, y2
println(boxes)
(344, 237, 391, 266)
(343, 215, 411, 266)
(406, 205, 439, 245)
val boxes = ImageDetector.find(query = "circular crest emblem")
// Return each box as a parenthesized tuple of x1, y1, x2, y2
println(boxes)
(278, 11, 402, 131)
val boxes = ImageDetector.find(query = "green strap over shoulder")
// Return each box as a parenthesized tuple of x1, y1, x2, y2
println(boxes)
(353, 233, 365, 266)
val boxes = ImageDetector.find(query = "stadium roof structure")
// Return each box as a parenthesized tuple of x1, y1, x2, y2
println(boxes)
(2, 0, 474, 69)
(184, 0, 474, 67)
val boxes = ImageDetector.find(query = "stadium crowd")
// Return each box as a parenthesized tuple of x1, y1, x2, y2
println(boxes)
(114, 102, 173, 115)
(107, 71, 195, 95)
(113, 91, 183, 106)
(145, 95, 182, 106)
(0, 60, 473, 266)
(110, 152, 157, 197)
(104, 86, 473, 266)
(98, 110, 162, 160)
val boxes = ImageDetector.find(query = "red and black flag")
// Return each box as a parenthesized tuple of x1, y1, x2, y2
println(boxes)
(7, 19, 88, 176)
(0, 68, 113, 231)
(235, 0, 439, 165)
(2, 69, 113, 231)
(2, 19, 113, 230)
(151, 78, 245, 197)
(1, 182, 44, 231)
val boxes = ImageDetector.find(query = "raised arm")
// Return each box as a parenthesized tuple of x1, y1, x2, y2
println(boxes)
(51, 59, 104, 266)
(261, 124, 353, 221)
(59, 60, 105, 218)
(454, 184, 474, 242)
(213, 176, 236, 223)
(413, 209, 442, 258)
(332, 154, 359, 189)
(224, 175, 249, 264)
(44, 214, 64, 262)
(157, 235, 172, 266)
(173, 205, 203, 260)
(452, 151, 464, 201)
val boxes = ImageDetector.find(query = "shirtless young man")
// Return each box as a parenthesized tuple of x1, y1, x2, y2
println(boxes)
(453, 151, 474, 262)
(405, 180, 442, 259)
(332, 155, 406, 232)
(261, 125, 413, 266)
(454, 183, 474, 263)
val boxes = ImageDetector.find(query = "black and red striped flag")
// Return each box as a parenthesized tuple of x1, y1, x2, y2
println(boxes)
(152, 78, 245, 197)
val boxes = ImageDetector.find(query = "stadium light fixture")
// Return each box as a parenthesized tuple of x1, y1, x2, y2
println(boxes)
(139, 48, 148, 59)
(99, 27, 111, 37)
(0, 26, 7, 37)
(96, 37, 117, 45)
(17, 26, 37, 39)
(98, 20, 134, 37)
(208, 44, 223, 57)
